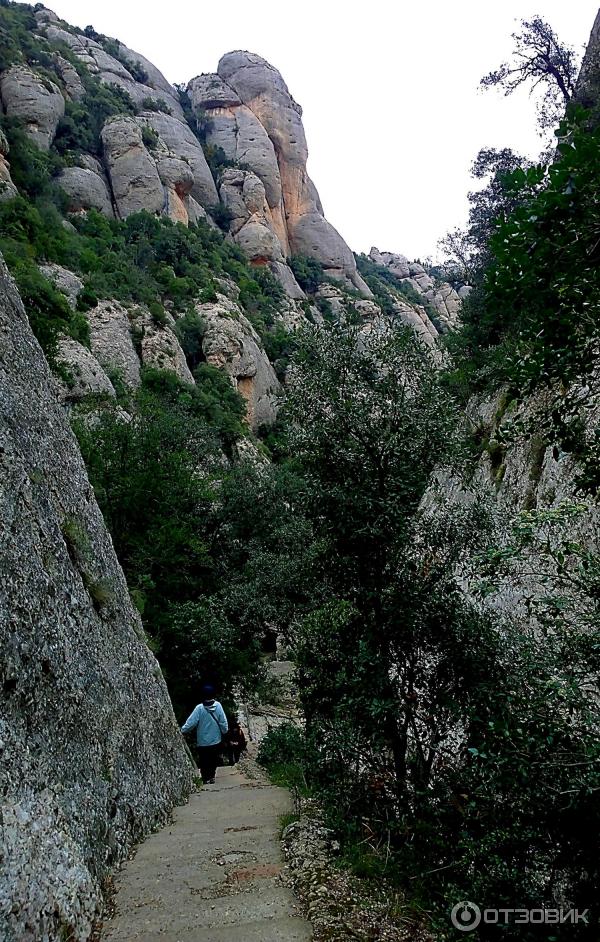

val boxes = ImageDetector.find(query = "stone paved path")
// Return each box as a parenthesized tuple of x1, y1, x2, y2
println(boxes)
(102, 762, 312, 942)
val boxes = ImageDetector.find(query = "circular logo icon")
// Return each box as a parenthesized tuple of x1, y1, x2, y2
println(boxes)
(451, 901, 482, 932)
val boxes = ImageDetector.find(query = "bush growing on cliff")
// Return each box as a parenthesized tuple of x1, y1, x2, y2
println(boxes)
(446, 110, 600, 394)
(54, 79, 137, 158)
(288, 253, 324, 294)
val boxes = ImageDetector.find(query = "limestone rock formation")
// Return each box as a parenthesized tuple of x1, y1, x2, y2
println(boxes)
(56, 165, 115, 217)
(135, 312, 195, 385)
(369, 247, 461, 331)
(198, 294, 281, 427)
(101, 116, 164, 219)
(189, 53, 372, 296)
(39, 263, 83, 309)
(0, 65, 65, 150)
(56, 337, 117, 402)
(140, 111, 218, 213)
(0, 128, 18, 202)
(53, 52, 85, 101)
(0, 256, 191, 941)
(34, 17, 184, 118)
(218, 167, 304, 296)
(576, 8, 600, 109)
(85, 300, 142, 389)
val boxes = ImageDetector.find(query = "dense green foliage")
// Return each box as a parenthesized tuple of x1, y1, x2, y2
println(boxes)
(74, 369, 250, 714)
(247, 324, 600, 938)
(0, 2, 55, 72)
(0, 139, 287, 361)
(448, 111, 600, 394)
(288, 253, 325, 293)
(2, 6, 598, 936)
(54, 80, 137, 158)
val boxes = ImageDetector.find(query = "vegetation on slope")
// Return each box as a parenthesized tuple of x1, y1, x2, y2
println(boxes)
(1, 4, 599, 937)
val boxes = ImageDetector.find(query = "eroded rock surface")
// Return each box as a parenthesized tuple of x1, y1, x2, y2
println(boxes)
(0, 256, 191, 941)
(369, 247, 462, 332)
(198, 294, 281, 427)
(86, 300, 142, 388)
(189, 53, 372, 295)
(56, 165, 115, 217)
(101, 116, 164, 219)
(0, 65, 64, 150)
(56, 337, 116, 401)
(0, 128, 17, 201)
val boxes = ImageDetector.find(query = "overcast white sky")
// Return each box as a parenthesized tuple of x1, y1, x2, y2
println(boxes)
(44, 0, 598, 260)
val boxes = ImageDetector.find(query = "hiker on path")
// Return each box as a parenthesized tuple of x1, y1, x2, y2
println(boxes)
(181, 685, 228, 784)
(226, 721, 247, 765)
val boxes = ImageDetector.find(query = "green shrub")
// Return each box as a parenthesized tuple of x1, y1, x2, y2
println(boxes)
(54, 79, 137, 157)
(288, 253, 324, 293)
(140, 96, 172, 114)
(257, 723, 309, 792)
(210, 201, 234, 232)
(141, 124, 159, 151)
(450, 108, 600, 392)
(174, 310, 205, 369)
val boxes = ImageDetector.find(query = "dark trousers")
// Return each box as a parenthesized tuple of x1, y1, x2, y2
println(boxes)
(197, 743, 221, 782)
(228, 745, 242, 765)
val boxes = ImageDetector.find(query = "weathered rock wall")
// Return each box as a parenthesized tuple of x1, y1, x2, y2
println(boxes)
(422, 373, 600, 617)
(189, 51, 372, 296)
(0, 257, 192, 941)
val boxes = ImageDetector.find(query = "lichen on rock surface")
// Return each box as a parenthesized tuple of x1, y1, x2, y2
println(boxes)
(0, 256, 191, 941)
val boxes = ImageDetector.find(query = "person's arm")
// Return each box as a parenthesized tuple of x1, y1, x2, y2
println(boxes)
(239, 730, 247, 749)
(181, 705, 201, 734)
(216, 704, 229, 735)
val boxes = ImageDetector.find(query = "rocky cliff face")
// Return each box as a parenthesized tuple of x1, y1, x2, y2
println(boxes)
(576, 8, 600, 109)
(0, 256, 192, 940)
(190, 52, 372, 296)
(26, 11, 371, 300)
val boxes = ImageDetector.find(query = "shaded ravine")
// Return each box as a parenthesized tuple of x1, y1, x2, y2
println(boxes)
(101, 661, 309, 941)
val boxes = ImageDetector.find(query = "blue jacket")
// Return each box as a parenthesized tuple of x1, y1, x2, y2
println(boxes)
(181, 700, 228, 747)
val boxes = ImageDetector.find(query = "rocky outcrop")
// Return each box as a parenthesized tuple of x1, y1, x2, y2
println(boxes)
(39, 264, 83, 309)
(53, 53, 85, 102)
(369, 248, 461, 331)
(34, 18, 184, 119)
(140, 111, 218, 213)
(0, 128, 18, 202)
(576, 8, 600, 109)
(56, 165, 115, 217)
(135, 312, 195, 385)
(56, 337, 116, 401)
(25, 13, 377, 297)
(189, 53, 371, 296)
(218, 167, 304, 296)
(0, 65, 64, 150)
(86, 300, 142, 388)
(101, 116, 164, 219)
(198, 294, 281, 427)
(0, 256, 191, 941)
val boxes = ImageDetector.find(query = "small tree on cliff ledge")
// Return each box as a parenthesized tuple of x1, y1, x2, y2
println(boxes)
(481, 16, 579, 132)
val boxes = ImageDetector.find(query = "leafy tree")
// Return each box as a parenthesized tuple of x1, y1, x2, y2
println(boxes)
(481, 16, 580, 132)
(439, 146, 527, 283)
(444, 109, 600, 394)
(282, 321, 460, 800)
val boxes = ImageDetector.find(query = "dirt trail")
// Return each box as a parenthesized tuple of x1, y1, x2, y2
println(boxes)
(102, 761, 311, 941)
